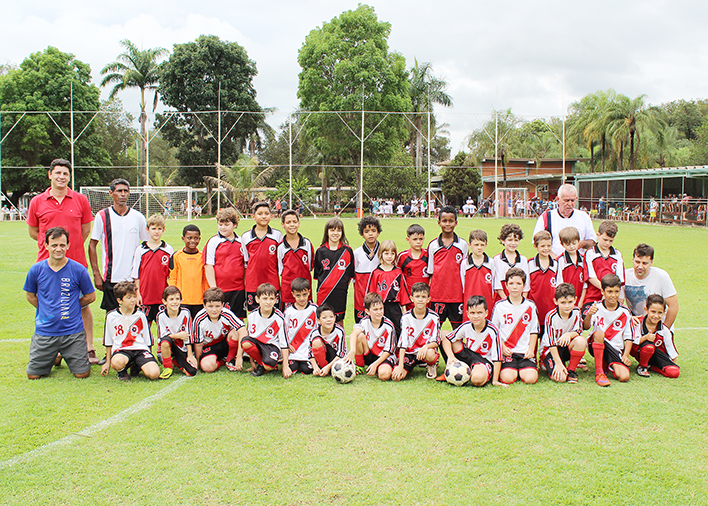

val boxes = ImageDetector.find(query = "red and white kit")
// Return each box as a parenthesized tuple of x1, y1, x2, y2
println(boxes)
(492, 251, 530, 297)
(246, 308, 288, 349)
(632, 316, 678, 360)
(354, 316, 396, 357)
(277, 234, 314, 304)
(131, 241, 174, 305)
(540, 307, 583, 362)
(460, 253, 494, 317)
(556, 251, 587, 300)
(491, 298, 539, 355)
(155, 307, 193, 351)
(427, 234, 468, 302)
(308, 324, 348, 360)
(447, 320, 502, 363)
(584, 246, 624, 304)
(397, 248, 429, 288)
(527, 254, 559, 323)
(589, 301, 633, 353)
(283, 302, 318, 361)
(353, 243, 380, 314)
(203, 233, 246, 292)
(242, 225, 283, 292)
(192, 308, 244, 346)
(398, 309, 441, 353)
(104, 309, 153, 352)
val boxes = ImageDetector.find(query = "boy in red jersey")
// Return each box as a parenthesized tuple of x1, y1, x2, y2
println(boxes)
(427, 206, 468, 330)
(492, 223, 529, 302)
(366, 240, 410, 338)
(345, 292, 396, 381)
(278, 210, 314, 310)
(192, 288, 246, 373)
(100, 281, 160, 381)
(309, 304, 348, 376)
(353, 216, 381, 322)
(204, 208, 246, 318)
(392, 283, 441, 381)
(491, 268, 539, 385)
(397, 224, 429, 303)
(132, 214, 174, 328)
(155, 286, 197, 379)
(282, 278, 318, 377)
(539, 283, 585, 384)
(237, 283, 288, 377)
(241, 202, 283, 311)
(583, 274, 633, 387)
(556, 227, 587, 308)
(440, 296, 504, 387)
(313, 217, 355, 322)
(631, 294, 680, 378)
(460, 229, 494, 321)
(584, 220, 624, 309)
(527, 230, 559, 326)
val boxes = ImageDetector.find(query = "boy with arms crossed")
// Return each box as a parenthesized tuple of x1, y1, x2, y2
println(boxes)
(556, 227, 588, 308)
(192, 288, 246, 373)
(345, 293, 396, 381)
(282, 278, 318, 377)
(460, 229, 494, 320)
(278, 210, 314, 310)
(353, 216, 381, 322)
(155, 286, 197, 379)
(309, 304, 348, 377)
(631, 294, 680, 378)
(242, 202, 283, 311)
(169, 224, 208, 318)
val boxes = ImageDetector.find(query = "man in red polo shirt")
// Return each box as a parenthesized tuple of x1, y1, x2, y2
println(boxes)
(27, 158, 99, 364)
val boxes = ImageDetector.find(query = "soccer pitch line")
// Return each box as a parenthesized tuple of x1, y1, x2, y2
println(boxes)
(0, 375, 190, 469)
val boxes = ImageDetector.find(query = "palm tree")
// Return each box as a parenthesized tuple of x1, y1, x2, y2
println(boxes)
(408, 59, 452, 173)
(100, 39, 168, 185)
(204, 155, 276, 214)
(568, 89, 616, 172)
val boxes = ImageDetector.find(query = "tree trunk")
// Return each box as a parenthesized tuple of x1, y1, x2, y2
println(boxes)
(601, 135, 606, 172)
(629, 130, 636, 170)
(415, 115, 423, 175)
(590, 143, 595, 173)
(140, 87, 148, 187)
(320, 168, 328, 212)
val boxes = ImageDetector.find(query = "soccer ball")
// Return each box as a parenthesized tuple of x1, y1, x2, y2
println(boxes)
(444, 361, 471, 386)
(331, 359, 356, 384)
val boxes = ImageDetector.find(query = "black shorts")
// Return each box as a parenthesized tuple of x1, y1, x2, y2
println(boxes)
(288, 359, 314, 375)
(587, 338, 626, 371)
(100, 282, 120, 311)
(354, 309, 366, 323)
(184, 304, 203, 319)
(403, 352, 426, 372)
(364, 351, 381, 366)
(242, 337, 281, 368)
(160, 336, 197, 376)
(431, 301, 464, 324)
(384, 302, 403, 337)
(632, 342, 678, 371)
(543, 346, 571, 376)
(200, 339, 230, 361)
(224, 290, 246, 318)
(142, 304, 162, 324)
(113, 348, 157, 369)
(500, 352, 537, 371)
(581, 301, 597, 319)
(453, 348, 493, 381)
(246, 291, 280, 312)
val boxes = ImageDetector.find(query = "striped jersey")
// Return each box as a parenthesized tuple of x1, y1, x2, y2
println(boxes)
(203, 233, 245, 292)
(242, 225, 283, 292)
(589, 301, 633, 353)
(354, 316, 396, 358)
(366, 266, 410, 306)
(584, 246, 624, 304)
(246, 307, 287, 349)
(399, 309, 441, 353)
(278, 234, 314, 304)
(354, 242, 380, 312)
(131, 241, 174, 305)
(491, 298, 539, 355)
(283, 302, 318, 361)
(308, 324, 347, 360)
(633, 316, 678, 360)
(192, 307, 244, 346)
(104, 308, 152, 352)
(427, 234, 468, 302)
(540, 307, 583, 361)
(155, 307, 193, 352)
(527, 254, 559, 324)
(313, 243, 355, 316)
(447, 320, 501, 363)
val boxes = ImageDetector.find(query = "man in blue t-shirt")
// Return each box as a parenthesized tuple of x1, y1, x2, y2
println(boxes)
(24, 227, 96, 379)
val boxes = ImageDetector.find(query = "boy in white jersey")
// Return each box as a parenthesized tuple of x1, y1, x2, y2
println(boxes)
(283, 278, 318, 377)
(583, 274, 633, 387)
(631, 294, 680, 379)
(155, 286, 197, 379)
(491, 268, 539, 385)
(101, 281, 159, 381)
(540, 283, 586, 384)
(440, 295, 503, 387)
(193, 288, 246, 373)
(237, 283, 288, 377)
(392, 282, 441, 381)
(345, 292, 395, 381)
(309, 304, 348, 377)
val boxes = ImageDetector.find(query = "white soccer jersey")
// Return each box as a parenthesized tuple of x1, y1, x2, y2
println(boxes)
(308, 324, 347, 359)
(354, 316, 396, 357)
(590, 301, 634, 353)
(283, 303, 318, 361)
(104, 309, 152, 352)
(540, 308, 583, 360)
(155, 307, 193, 352)
(246, 308, 287, 348)
(91, 207, 149, 283)
(447, 320, 501, 363)
(491, 298, 539, 355)
(633, 316, 678, 360)
(399, 309, 441, 354)
(192, 308, 244, 346)
(492, 251, 530, 292)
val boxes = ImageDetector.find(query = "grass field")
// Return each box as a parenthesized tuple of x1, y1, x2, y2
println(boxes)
(1, 217, 707, 505)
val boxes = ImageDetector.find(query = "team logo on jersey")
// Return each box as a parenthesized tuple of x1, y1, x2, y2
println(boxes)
(485, 272, 493, 284)
(612, 319, 623, 330)
(301, 254, 308, 264)
(266, 326, 275, 336)
(522, 312, 531, 324)
(377, 337, 385, 346)
(550, 277, 557, 288)
(655, 338, 664, 347)
(270, 351, 279, 360)
(456, 253, 463, 263)
(130, 324, 140, 334)
(161, 255, 169, 265)
(337, 258, 347, 270)
(305, 317, 316, 329)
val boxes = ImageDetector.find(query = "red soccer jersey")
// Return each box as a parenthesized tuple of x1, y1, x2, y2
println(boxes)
(556, 251, 587, 302)
(397, 248, 429, 288)
(460, 253, 494, 321)
(242, 225, 283, 292)
(278, 234, 314, 304)
(427, 234, 468, 303)
(584, 246, 624, 304)
(354, 243, 380, 312)
(313, 243, 355, 317)
(203, 233, 246, 292)
(131, 241, 174, 305)
(527, 254, 559, 324)
(366, 266, 411, 306)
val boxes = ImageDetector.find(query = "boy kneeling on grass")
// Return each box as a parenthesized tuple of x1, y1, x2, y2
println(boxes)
(155, 286, 197, 379)
(101, 281, 159, 381)
(193, 288, 246, 373)
(631, 294, 680, 379)
(309, 304, 347, 377)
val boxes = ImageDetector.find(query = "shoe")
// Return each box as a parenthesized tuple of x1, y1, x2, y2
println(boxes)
(250, 364, 266, 377)
(636, 365, 650, 377)
(566, 370, 578, 384)
(87, 350, 100, 366)
(226, 360, 239, 372)
(577, 358, 589, 372)
(595, 372, 610, 387)
(159, 368, 173, 379)
(435, 373, 446, 382)
(426, 362, 438, 379)
(98, 356, 107, 366)
(355, 366, 366, 375)
(54, 353, 62, 367)
(117, 368, 130, 381)
(179, 367, 194, 378)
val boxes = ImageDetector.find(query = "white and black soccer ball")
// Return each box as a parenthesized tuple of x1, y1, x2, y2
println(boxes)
(444, 361, 471, 386)
(331, 359, 356, 384)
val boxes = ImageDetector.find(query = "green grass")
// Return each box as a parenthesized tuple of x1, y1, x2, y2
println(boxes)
(1, 217, 707, 505)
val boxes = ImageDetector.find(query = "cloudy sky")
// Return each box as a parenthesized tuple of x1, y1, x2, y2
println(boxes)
(3, 0, 707, 155)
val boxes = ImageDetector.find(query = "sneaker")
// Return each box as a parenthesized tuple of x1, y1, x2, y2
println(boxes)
(250, 364, 266, 377)
(87, 350, 100, 366)
(117, 368, 130, 381)
(435, 373, 446, 382)
(98, 356, 107, 366)
(566, 370, 578, 384)
(426, 362, 438, 379)
(595, 372, 611, 387)
(225, 360, 239, 372)
(159, 368, 173, 380)
(355, 366, 366, 375)
(636, 365, 650, 377)
(54, 353, 63, 367)
(577, 358, 589, 372)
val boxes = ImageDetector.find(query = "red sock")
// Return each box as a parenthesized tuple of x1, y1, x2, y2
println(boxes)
(243, 341, 263, 366)
(638, 344, 655, 367)
(312, 340, 328, 368)
(355, 354, 365, 367)
(653, 365, 680, 378)
(226, 338, 240, 363)
(568, 349, 584, 372)
(592, 342, 605, 374)
(215, 359, 225, 371)
(426, 352, 440, 366)
(162, 356, 173, 369)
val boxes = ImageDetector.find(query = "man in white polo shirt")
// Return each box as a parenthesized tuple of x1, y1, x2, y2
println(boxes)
(88, 178, 149, 312)
(533, 183, 597, 258)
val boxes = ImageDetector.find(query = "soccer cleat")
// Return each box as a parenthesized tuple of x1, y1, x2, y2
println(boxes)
(355, 366, 366, 375)
(595, 372, 610, 387)
(435, 373, 446, 382)
(566, 370, 578, 384)
(636, 365, 650, 378)
(87, 350, 100, 366)
(577, 358, 589, 372)
(117, 368, 130, 381)
(98, 356, 107, 366)
(426, 362, 438, 379)
(225, 360, 239, 372)
(159, 368, 173, 380)
(250, 364, 266, 377)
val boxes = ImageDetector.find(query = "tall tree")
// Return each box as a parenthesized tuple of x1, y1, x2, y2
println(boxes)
(100, 39, 167, 185)
(441, 151, 481, 206)
(408, 59, 452, 172)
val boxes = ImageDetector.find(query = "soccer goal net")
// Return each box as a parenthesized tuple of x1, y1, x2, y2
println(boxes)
(495, 187, 528, 218)
(80, 186, 194, 220)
